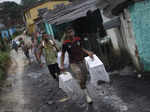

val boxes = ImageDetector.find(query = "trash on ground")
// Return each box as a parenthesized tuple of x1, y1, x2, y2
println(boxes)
(58, 97, 70, 103)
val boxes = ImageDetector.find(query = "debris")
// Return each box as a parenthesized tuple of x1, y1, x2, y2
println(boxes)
(79, 102, 86, 108)
(98, 91, 105, 96)
(48, 88, 52, 92)
(47, 101, 54, 105)
(59, 97, 70, 103)
(119, 66, 134, 76)
(120, 105, 128, 111)
(104, 96, 109, 100)
(108, 71, 119, 76)
(137, 74, 142, 78)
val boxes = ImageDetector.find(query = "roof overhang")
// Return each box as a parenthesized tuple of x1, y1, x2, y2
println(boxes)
(43, 0, 98, 25)
(96, 0, 145, 18)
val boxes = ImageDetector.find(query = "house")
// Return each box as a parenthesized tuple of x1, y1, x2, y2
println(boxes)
(127, 0, 150, 72)
(39, 0, 150, 72)
(42, 0, 100, 41)
(42, 0, 125, 70)
(96, 0, 149, 72)
(0, 22, 16, 39)
(0, 28, 16, 39)
(24, 0, 70, 34)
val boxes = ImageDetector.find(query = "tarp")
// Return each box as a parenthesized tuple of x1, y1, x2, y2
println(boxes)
(129, 0, 150, 71)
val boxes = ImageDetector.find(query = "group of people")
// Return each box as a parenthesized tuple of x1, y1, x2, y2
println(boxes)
(19, 26, 95, 104)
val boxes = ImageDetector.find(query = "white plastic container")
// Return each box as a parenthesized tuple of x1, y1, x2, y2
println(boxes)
(85, 55, 110, 86)
(59, 72, 83, 100)
(57, 51, 69, 69)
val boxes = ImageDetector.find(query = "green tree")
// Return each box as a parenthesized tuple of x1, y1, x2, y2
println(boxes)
(21, 0, 42, 7)
(0, 2, 23, 27)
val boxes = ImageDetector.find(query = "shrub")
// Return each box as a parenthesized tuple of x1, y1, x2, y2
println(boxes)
(0, 68, 5, 80)
(0, 51, 10, 80)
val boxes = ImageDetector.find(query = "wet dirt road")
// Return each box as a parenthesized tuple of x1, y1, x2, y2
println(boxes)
(1, 50, 150, 112)
(0, 50, 31, 112)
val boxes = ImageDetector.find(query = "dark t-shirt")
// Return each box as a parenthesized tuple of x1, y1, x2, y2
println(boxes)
(62, 37, 85, 63)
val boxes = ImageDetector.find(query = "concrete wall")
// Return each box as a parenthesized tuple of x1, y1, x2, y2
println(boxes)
(119, 9, 142, 71)
(128, 0, 150, 71)
(102, 13, 121, 55)
(106, 28, 121, 55)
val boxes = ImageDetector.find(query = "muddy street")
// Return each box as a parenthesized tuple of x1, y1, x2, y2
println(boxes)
(0, 50, 150, 112)
(1, 0, 150, 111)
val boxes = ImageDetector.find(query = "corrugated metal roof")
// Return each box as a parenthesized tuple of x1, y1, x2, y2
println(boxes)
(43, 0, 97, 25)
(96, 0, 145, 18)
(24, 0, 68, 12)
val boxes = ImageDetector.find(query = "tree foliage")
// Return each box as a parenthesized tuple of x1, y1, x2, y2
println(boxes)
(3, 2, 22, 18)
(21, 0, 42, 7)
(0, 2, 23, 27)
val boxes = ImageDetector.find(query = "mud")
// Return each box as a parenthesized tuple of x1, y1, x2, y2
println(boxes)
(0, 49, 150, 112)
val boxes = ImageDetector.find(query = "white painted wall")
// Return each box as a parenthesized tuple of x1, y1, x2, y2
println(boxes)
(106, 28, 121, 55)
(102, 11, 121, 55)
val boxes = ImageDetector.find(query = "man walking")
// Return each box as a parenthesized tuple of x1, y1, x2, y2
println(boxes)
(41, 34, 60, 80)
(21, 41, 31, 64)
(61, 26, 94, 104)
(33, 32, 43, 67)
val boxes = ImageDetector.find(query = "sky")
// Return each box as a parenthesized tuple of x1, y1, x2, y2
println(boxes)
(0, 0, 21, 4)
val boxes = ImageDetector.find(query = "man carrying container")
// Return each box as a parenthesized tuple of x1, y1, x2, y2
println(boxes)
(60, 26, 94, 104)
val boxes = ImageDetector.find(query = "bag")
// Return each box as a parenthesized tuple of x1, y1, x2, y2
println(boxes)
(85, 55, 110, 86)
(59, 72, 83, 99)
(57, 51, 69, 69)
